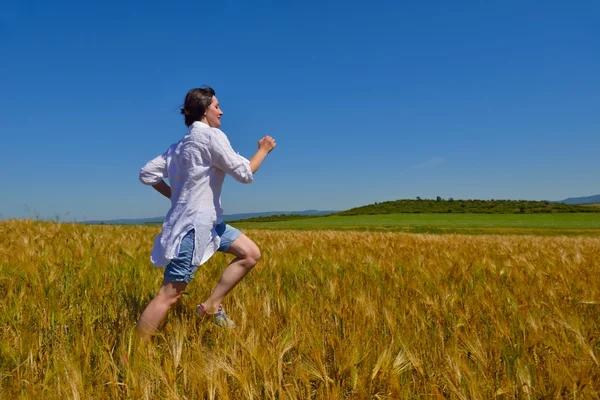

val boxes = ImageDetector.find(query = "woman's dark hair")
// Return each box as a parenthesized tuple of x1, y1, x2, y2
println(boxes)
(180, 87, 216, 127)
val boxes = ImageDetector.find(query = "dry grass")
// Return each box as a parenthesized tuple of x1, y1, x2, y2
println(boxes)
(1, 219, 599, 399)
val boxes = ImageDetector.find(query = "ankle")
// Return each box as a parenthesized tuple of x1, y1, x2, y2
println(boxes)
(200, 302, 220, 315)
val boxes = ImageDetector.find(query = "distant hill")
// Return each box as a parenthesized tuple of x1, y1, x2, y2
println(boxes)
(557, 194, 600, 205)
(83, 196, 600, 224)
(86, 210, 337, 225)
(86, 216, 165, 225)
(337, 199, 600, 215)
(226, 213, 336, 223)
(222, 210, 337, 222)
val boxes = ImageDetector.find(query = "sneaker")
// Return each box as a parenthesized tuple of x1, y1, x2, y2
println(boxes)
(197, 304, 238, 328)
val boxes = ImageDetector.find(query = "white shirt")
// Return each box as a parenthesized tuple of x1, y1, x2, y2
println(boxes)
(139, 121, 253, 267)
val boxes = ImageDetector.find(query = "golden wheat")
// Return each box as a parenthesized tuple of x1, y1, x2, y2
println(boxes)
(0, 219, 599, 399)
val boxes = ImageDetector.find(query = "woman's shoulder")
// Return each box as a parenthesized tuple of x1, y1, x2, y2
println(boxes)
(188, 124, 214, 143)
(183, 126, 230, 152)
(196, 126, 230, 144)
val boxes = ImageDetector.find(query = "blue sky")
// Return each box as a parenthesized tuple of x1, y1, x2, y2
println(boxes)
(1, 0, 598, 221)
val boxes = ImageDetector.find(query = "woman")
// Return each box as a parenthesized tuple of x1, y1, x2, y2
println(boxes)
(136, 87, 276, 334)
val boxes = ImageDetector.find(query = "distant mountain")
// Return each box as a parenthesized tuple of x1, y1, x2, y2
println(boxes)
(85, 210, 337, 225)
(557, 194, 600, 205)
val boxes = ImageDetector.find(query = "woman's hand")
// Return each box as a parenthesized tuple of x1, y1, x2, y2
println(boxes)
(250, 136, 276, 173)
(258, 136, 276, 153)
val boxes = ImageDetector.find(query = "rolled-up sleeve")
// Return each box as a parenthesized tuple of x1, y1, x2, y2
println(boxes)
(139, 149, 169, 185)
(208, 129, 253, 184)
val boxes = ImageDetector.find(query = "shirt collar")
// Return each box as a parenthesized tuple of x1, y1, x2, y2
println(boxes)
(191, 121, 210, 129)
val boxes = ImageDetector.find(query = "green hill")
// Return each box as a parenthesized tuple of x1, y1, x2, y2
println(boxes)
(338, 199, 600, 215)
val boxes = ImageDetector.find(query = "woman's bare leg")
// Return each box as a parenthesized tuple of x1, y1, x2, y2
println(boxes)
(137, 281, 187, 337)
(201, 234, 260, 313)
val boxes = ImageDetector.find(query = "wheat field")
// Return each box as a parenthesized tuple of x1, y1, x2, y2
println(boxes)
(0, 219, 599, 399)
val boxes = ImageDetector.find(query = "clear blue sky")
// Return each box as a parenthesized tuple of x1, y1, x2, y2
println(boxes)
(1, 0, 598, 221)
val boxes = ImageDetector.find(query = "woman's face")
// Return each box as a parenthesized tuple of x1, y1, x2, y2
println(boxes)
(204, 96, 224, 128)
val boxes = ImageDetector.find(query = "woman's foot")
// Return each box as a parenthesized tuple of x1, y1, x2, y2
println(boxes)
(197, 304, 237, 328)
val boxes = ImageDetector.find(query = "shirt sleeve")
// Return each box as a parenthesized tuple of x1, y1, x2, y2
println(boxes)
(139, 147, 170, 185)
(207, 129, 254, 184)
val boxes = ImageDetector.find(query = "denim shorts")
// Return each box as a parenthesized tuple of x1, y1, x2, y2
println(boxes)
(163, 222, 242, 284)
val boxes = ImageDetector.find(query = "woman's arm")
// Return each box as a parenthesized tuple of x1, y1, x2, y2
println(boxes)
(152, 180, 171, 199)
(249, 136, 276, 173)
(140, 145, 173, 199)
(208, 129, 276, 182)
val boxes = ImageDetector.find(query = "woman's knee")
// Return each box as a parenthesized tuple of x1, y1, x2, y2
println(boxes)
(241, 242, 261, 266)
(248, 245, 261, 265)
(229, 235, 261, 266)
(166, 291, 184, 307)
(158, 282, 186, 307)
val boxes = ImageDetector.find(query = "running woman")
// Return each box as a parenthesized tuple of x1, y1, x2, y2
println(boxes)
(136, 86, 276, 335)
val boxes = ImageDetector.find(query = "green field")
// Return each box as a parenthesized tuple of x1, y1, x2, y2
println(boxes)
(233, 213, 600, 235)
